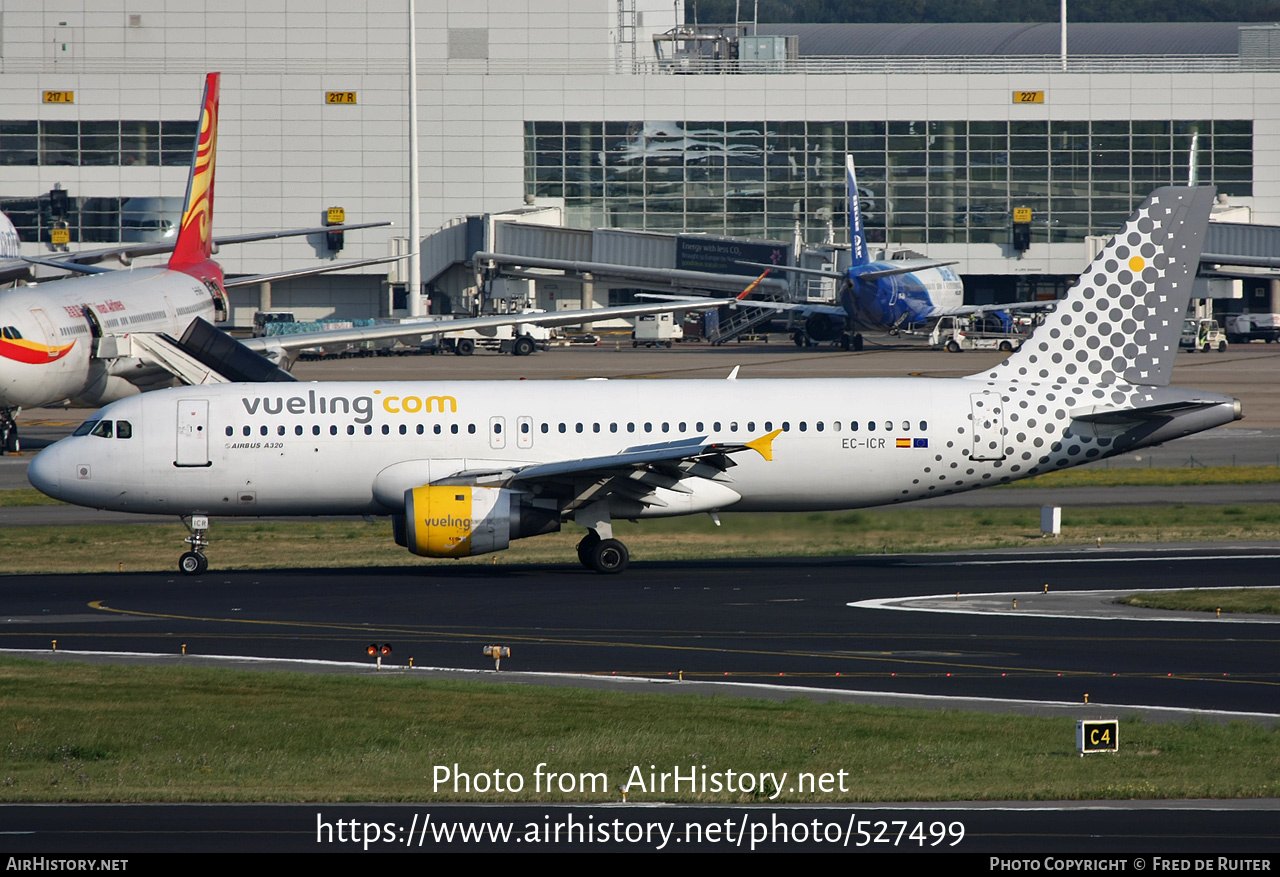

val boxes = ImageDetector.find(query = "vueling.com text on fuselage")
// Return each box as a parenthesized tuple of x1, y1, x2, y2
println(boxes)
(239, 390, 458, 425)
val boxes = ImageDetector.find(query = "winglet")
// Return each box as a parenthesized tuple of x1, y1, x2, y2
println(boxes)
(169, 73, 220, 273)
(743, 428, 783, 462)
(727, 366, 740, 381)
(735, 270, 771, 301)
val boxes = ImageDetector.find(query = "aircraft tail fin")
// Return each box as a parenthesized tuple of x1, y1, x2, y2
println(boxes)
(976, 186, 1215, 388)
(168, 73, 220, 272)
(846, 155, 870, 268)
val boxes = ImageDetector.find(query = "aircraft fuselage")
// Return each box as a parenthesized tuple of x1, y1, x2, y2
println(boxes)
(0, 267, 218, 409)
(30, 376, 1239, 519)
(845, 263, 965, 330)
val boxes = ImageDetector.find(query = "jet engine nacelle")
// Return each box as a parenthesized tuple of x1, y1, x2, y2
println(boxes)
(397, 485, 559, 558)
(804, 312, 844, 342)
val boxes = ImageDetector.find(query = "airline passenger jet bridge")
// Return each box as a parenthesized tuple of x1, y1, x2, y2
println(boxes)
(29, 187, 1241, 575)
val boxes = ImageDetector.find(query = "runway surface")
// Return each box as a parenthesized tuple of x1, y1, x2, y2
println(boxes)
(5, 546, 1278, 718)
(5, 546, 1279, 854)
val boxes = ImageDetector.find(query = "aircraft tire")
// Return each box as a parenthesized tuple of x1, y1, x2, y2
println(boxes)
(590, 539, 629, 574)
(514, 336, 536, 357)
(576, 533, 601, 569)
(853, 334, 864, 352)
(1, 432, 16, 455)
(179, 552, 205, 576)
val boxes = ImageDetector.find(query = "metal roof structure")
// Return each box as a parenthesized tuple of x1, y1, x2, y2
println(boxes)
(754, 22, 1249, 57)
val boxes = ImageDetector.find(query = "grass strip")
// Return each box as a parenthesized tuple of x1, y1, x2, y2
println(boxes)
(1, 657, 1276, 803)
(4, 505, 1280, 575)
(1007, 465, 1280, 488)
(1120, 588, 1280, 616)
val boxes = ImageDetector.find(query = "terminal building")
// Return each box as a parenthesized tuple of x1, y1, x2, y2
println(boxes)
(1, 2, 1279, 326)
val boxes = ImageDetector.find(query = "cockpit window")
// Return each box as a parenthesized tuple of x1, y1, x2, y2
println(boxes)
(72, 420, 98, 437)
(90, 421, 114, 439)
(116, 420, 132, 439)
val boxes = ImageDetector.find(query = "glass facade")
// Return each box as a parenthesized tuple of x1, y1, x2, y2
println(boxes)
(0, 194, 182, 245)
(0, 119, 198, 167)
(526, 119, 1253, 244)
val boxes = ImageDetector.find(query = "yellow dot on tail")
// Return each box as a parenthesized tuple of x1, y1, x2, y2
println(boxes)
(1129, 256, 1145, 272)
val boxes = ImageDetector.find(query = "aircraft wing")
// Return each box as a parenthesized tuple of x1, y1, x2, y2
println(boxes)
(636, 292, 845, 319)
(735, 260, 843, 280)
(735, 259, 958, 282)
(926, 301, 1058, 318)
(0, 257, 32, 284)
(22, 221, 394, 273)
(433, 430, 782, 511)
(222, 254, 408, 288)
(238, 297, 725, 354)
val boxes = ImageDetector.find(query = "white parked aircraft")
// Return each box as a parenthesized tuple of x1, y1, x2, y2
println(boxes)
(29, 186, 1239, 575)
(0, 73, 721, 454)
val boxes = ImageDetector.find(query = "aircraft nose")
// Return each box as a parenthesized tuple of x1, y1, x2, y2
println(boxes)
(27, 442, 64, 499)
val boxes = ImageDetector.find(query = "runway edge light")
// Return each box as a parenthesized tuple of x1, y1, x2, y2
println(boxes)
(1076, 719, 1119, 756)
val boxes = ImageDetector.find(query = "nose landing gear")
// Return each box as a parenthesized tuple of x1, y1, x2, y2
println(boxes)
(179, 514, 210, 576)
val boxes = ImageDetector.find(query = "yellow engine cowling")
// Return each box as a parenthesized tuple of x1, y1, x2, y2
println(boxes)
(401, 485, 559, 558)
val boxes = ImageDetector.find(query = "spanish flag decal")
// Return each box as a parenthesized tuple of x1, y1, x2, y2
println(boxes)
(895, 437, 911, 448)
(0, 337, 75, 364)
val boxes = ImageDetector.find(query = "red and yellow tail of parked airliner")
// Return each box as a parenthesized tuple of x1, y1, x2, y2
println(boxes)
(168, 72, 219, 274)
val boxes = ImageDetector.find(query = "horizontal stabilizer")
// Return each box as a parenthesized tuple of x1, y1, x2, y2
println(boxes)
(856, 261, 958, 281)
(1071, 400, 1225, 424)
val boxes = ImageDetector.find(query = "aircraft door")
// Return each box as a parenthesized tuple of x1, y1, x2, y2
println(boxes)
(516, 416, 533, 449)
(175, 399, 211, 467)
(489, 416, 506, 450)
(205, 279, 229, 322)
(969, 391, 1006, 461)
(26, 309, 60, 357)
(79, 304, 103, 340)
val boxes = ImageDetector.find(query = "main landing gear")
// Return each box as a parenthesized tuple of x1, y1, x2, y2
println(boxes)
(573, 501, 629, 574)
(0, 408, 19, 455)
(179, 514, 210, 576)
(575, 532, 629, 574)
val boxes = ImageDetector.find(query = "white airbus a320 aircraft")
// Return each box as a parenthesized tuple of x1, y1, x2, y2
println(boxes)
(30, 187, 1239, 575)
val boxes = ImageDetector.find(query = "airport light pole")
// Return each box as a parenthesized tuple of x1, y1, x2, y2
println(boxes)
(1060, 0, 1068, 71)
(407, 0, 422, 317)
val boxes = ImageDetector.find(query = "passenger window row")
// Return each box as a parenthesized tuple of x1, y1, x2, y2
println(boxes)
(222, 419, 930, 438)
